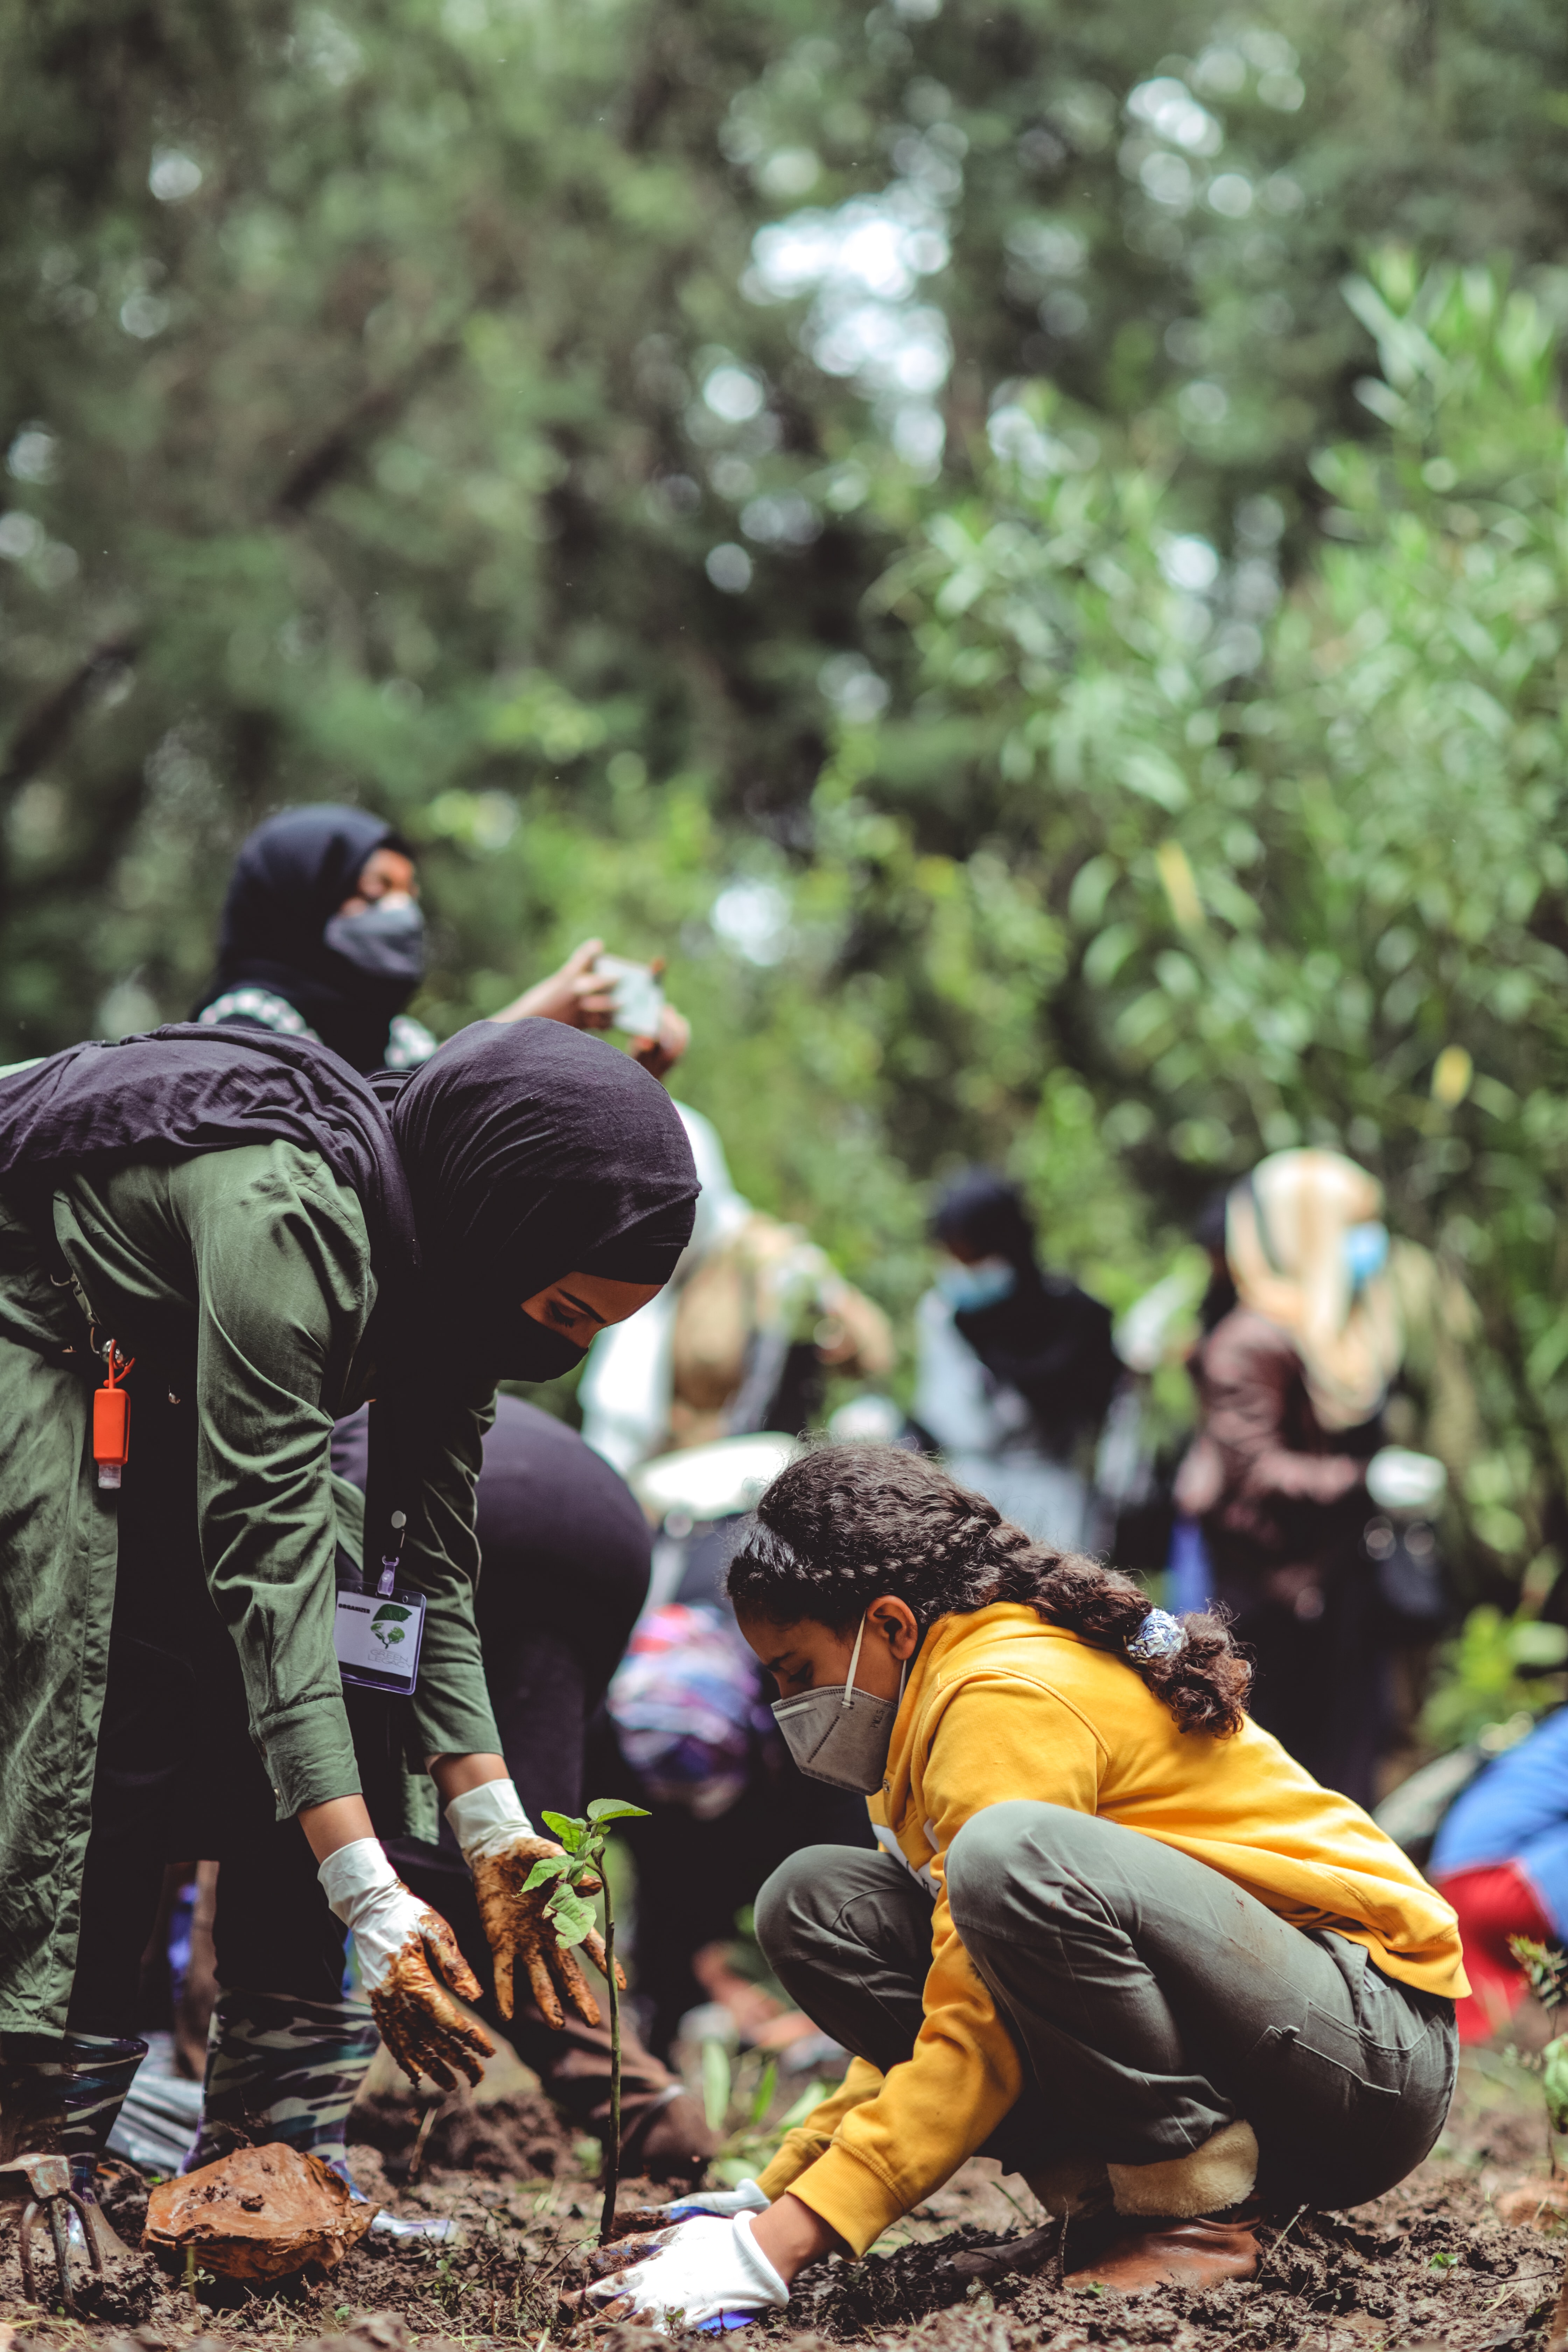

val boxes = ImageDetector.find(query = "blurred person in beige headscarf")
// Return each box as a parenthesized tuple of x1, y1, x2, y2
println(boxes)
(1174, 1149, 1438, 1808)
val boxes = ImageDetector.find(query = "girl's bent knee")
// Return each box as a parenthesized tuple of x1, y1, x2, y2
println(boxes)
(754, 1844, 868, 1966)
(947, 1800, 1091, 1904)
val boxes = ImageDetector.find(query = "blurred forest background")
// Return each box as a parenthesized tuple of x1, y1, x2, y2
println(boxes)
(8, 0, 1568, 1682)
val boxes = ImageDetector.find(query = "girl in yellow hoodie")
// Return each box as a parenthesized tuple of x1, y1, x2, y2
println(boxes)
(582, 1443, 1463, 2330)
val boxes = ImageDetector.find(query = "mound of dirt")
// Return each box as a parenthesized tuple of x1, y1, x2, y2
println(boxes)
(348, 2084, 578, 2180)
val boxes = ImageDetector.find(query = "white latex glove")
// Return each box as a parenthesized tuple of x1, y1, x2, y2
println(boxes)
(618, 2181, 770, 2232)
(1366, 1447, 1447, 1514)
(445, 1776, 614, 2027)
(319, 1838, 492, 2090)
(581, 2212, 789, 2334)
(445, 1775, 537, 1858)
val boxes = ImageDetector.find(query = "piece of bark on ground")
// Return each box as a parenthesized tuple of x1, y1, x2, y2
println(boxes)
(143, 2143, 374, 2280)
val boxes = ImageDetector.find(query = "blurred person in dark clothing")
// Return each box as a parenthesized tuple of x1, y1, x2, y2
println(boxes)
(194, 801, 688, 1077)
(1174, 1150, 1407, 1809)
(913, 1171, 1117, 1550)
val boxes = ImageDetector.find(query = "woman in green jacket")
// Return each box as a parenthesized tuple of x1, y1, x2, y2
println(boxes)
(0, 1014, 696, 2245)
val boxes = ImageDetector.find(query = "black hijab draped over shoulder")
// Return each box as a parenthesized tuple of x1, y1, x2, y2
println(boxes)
(196, 804, 412, 1072)
(933, 1169, 1118, 1443)
(390, 1018, 699, 1373)
(0, 1025, 417, 1274)
(0, 1019, 698, 1552)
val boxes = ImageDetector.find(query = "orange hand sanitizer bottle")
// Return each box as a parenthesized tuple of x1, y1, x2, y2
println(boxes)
(93, 1344, 134, 1490)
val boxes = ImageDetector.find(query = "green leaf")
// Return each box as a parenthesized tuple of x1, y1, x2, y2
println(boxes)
(1543, 2034, 1568, 2135)
(586, 1798, 651, 1824)
(549, 1887, 596, 1933)
(701, 2037, 732, 2134)
(523, 1856, 572, 1893)
(749, 2057, 778, 2127)
(776, 2080, 827, 2133)
(541, 1809, 587, 1847)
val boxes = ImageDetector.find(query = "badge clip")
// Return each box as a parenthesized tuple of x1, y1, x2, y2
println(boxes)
(335, 1508, 425, 1695)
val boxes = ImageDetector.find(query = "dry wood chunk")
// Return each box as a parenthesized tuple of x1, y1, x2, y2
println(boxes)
(142, 2144, 375, 2280)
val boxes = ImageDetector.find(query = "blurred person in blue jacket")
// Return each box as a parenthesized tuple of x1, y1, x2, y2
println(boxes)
(1428, 1708, 1568, 2044)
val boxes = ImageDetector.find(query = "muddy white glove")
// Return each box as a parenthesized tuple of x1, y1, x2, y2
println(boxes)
(620, 2182, 770, 2231)
(446, 1777, 617, 2029)
(582, 2212, 789, 2334)
(319, 1838, 492, 2090)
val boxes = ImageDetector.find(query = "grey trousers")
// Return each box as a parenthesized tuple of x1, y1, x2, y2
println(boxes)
(756, 1802, 1458, 2213)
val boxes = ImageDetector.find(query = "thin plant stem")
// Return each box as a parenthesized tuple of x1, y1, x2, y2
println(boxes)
(600, 1858, 621, 2241)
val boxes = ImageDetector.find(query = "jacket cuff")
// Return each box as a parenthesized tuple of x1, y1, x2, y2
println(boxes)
(409, 1687, 504, 1765)
(784, 2146, 908, 2258)
(756, 2127, 837, 2202)
(257, 1696, 362, 1821)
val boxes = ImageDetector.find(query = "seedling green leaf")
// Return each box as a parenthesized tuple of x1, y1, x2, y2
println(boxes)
(523, 1855, 572, 1893)
(587, 1798, 651, 1825)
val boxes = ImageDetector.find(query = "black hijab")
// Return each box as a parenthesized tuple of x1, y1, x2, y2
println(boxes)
(933, 1169, 1118, 1442)
(196, 805, 413, 1073)
(390, 1017, 699, 1379)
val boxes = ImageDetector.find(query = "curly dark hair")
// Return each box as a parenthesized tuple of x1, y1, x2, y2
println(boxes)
(726, 1443, 1251, 1739)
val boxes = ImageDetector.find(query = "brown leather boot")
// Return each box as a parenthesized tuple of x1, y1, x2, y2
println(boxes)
(1068, 2211, 1260, 2292)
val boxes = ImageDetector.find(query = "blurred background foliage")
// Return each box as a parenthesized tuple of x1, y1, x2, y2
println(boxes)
(8, 0, 1568, 1637)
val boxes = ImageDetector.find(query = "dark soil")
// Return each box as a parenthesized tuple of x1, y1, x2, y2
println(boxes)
(4, 2051, 1567, 2352)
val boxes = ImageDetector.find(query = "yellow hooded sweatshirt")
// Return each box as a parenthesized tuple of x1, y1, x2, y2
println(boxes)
(756, 1603, 1466, 2256)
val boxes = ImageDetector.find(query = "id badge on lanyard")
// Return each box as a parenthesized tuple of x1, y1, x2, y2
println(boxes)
(335, 1507, 426, 1696)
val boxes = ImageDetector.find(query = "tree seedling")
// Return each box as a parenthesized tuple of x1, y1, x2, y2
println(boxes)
(1509, 1937, 1568, 2352)
(1509, 1939, 1568, 2168)
(523, 1797, 649, 2240)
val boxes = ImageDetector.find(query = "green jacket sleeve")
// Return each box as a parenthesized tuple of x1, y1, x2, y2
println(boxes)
(57, 1145, 503, 1820)
(175, 1151, 376, 1815)
(385, 1386, 505, 1767)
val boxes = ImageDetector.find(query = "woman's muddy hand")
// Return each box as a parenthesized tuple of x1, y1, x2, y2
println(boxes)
(317, 1839, 496, 2092)
(470, 1835, 627, 2029)
(370, 1907, 495, 2091)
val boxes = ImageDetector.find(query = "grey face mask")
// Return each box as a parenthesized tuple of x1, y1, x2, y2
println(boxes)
(323, 894, 426, 984)
(771, 1615, 908, 1793)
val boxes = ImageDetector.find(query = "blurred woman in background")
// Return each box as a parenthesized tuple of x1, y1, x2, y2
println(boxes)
(913, 1170, 1117, 1550)
(1174, 1150, 1407, 1809)
(194, 801, 688, 1077)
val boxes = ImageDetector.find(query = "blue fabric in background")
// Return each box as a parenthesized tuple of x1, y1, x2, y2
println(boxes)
(1167, 1514, 1214, 1619)
(1430, 1705, 1568, 1935)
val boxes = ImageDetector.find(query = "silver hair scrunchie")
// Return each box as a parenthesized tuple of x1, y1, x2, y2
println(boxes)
(1126, 1607, 1187, 1664)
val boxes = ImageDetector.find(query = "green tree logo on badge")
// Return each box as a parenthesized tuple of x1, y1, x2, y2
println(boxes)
(371, 1602, 411, 1657)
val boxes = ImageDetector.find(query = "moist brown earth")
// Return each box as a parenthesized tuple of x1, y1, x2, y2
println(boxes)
(3, 2050, 1566, 2351)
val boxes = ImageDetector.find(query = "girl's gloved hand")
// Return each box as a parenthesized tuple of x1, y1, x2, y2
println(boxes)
(445, 1778, 621, 2030)
(578, 2213, 789, 2334)
(615, 2181, 770, 2235)
(317, 1839, 493, 2091)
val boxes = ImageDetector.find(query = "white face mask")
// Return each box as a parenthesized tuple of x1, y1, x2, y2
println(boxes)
(770, 1615, 908, 1793)
(323, 892, 426, 983)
